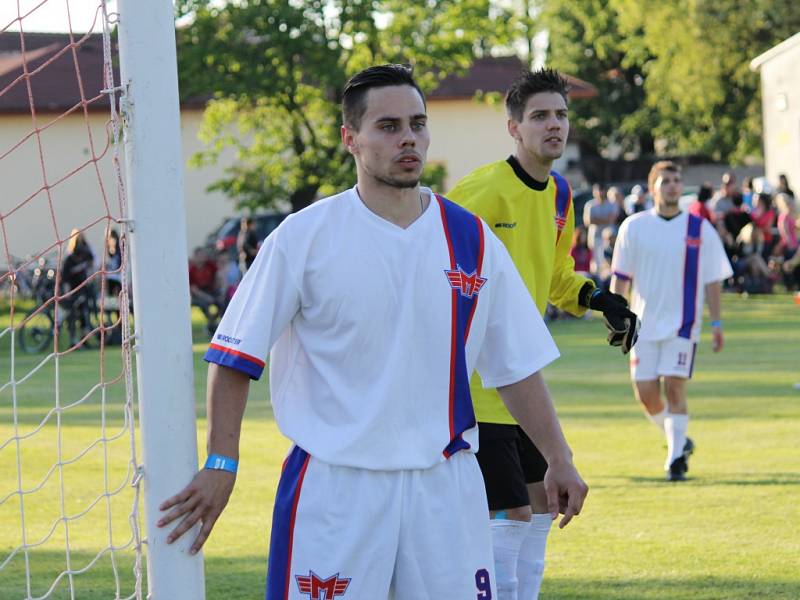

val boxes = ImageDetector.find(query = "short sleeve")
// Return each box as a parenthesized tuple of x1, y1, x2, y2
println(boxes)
(475, 229, 560, 388)
(204, 227, 301, 379)
(611, 218, 635, 280)
(701, 220, 734, 285)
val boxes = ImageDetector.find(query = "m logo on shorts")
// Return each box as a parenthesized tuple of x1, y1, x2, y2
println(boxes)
(295, 571, 350, 599)
(445, 266, 487, 299)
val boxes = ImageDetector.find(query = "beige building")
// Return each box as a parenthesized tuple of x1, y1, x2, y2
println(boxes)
(0, 36, 594, 264)
(750, 32, 800, 191)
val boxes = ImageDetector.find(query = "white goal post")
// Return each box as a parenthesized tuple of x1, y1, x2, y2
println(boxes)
(117, 0, 206, 598)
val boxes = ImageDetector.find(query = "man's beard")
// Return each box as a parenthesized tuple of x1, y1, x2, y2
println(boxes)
(374, 173, 420, 189)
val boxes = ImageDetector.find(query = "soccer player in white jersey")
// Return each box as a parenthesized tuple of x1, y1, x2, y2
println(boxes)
(611, 161, 733, 481)
(157, 64, 588, 599)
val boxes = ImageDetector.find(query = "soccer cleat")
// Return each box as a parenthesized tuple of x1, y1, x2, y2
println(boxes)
(667, 456, 687, 482)
(682, 437, 695, 472)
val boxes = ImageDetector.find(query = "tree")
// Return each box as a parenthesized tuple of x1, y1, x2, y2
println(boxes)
(539, 0, 657, 158)
(175, 0, 505, 213)
(614, 0, 800, 163)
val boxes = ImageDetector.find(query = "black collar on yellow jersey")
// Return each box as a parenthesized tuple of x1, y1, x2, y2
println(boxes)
(506, 155, 549, 191)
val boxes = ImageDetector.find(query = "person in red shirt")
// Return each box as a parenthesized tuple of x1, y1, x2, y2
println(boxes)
(688, 183, 714, 223)
(189, 246, 221, 333)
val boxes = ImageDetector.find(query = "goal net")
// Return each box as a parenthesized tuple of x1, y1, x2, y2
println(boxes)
(0, 2, 202, 598)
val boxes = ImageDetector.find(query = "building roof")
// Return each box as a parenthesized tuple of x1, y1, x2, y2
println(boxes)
(750, 31, 800, 71)
(429, 55, 598, 100)
(0, 31, 116, 113)
(0, 32, 597, 114)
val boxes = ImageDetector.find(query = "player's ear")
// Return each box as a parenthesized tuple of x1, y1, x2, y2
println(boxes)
(341, 125, 358, 156)
(507, 118, 520, 141)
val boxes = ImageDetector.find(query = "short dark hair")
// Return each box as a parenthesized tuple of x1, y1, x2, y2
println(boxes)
(698, 183, 713, 203)
(648, 160, 681, 191)
(505, 68, 570, 121)
(342, 64, 425, 131)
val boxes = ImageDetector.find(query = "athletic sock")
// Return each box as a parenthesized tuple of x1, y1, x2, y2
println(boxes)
(490, 519, 530, 600)
(664, 413, 689, 469)
(646, 407, 668, 432)
(516, 513, 552, 600)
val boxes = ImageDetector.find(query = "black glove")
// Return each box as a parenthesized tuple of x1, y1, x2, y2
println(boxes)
(583, 287, 640, 354)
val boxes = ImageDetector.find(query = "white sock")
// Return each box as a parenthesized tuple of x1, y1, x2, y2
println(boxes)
(664, 413, 689, 469)
(517, 513, 552, 600)
(646, 407, 668, 432)
(490, 519, 530, 600)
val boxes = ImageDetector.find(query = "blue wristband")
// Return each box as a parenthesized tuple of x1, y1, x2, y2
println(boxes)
(204, 454, 238, 474)
(710, 320, 722, 328)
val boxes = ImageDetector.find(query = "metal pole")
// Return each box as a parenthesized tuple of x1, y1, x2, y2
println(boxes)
(116, 1, 205, 597)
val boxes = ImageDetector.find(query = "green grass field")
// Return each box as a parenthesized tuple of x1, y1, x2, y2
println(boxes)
(1, 293, 799, 599)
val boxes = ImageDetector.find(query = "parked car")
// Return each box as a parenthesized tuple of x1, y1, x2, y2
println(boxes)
(206, 212, 289, 257)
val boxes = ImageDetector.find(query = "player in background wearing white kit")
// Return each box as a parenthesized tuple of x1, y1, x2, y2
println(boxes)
(157, 65, 588, 599)
(611, 161, 733, 481)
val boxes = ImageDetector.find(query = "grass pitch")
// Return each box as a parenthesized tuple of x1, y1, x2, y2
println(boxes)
(1, 293, 798, 599)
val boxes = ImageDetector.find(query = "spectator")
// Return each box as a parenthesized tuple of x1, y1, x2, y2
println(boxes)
(741, 177, 754, 209)
(733, 223, 773, 294)
(569, 227, 593, 279)
(104, 228, 123, 299)
(583, 183, 619, 274)
(624, 184, 652, 216)
(777, 173, 795, 199)
(607, 186, 627, 226)
(774, 193, 798, 260)
(236, 217, 260, 275)
(188, 246, 221, 334)
(722, 193, 752, 251)
(711, 171, 738, 220)
(61, 229, 97, 346)
(688, 183, 714, 222)
(217, 250, 241, 310)
(782, 245, 800, 290)
(750, 192, 776, 257)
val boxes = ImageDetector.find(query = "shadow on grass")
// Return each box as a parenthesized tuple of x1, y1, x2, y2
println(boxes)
(625, 472, 800, 487)
(544, 576, 800, 599)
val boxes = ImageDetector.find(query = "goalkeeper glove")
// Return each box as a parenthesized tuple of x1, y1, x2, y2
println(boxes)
(582, 286, 640, 354)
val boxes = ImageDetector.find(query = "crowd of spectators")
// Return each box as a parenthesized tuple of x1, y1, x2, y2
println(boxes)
(567, 172, 799, 298)
(188, 217, 261, 333)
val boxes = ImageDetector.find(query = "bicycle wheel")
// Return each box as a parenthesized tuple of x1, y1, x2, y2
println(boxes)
(18, 309, 55, 354)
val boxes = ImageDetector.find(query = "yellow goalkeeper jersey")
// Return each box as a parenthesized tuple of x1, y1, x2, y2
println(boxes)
(447, 156, 592, 424)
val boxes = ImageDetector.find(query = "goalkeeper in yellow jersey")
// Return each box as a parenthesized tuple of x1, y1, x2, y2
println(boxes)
(448, 68, 639, 600)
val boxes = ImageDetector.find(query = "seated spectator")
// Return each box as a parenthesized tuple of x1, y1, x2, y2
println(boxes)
(721, 193, 752, 255)
(733, 223, 773, 294)
(782, 246, 800, 290)
(188, 247, 222, 334)
(777, 173, 795, 200)
(774, 193, 798, 260)
(688, 183, 714, 222)
(741, 176, 754, 209)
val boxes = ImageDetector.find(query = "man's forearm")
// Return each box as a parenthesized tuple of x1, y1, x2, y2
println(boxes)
(206, 363, 251, 459)
(497, 371, 573, 465)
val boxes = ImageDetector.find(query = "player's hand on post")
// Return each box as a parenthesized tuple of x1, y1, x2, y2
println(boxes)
(157, 468, 236, 554)
(543, 457, 588, 529)
(588, 289, 640, 354)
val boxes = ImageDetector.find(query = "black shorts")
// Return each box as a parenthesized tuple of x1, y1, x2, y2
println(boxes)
(475, 422, 549, 511)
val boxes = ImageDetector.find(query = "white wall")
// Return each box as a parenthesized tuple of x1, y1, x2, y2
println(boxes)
(760, 45, 800, 191)
(0, 108, 236, 267)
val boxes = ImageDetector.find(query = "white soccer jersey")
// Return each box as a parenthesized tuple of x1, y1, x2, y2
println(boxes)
(206, 187, 559, 471)
(611, 209, 732, 342)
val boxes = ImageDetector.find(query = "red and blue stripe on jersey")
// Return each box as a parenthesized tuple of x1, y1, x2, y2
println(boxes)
(436, 194, 485, 458)
(551, 171, 572, 244)
(205, 342, 266, 380)
(266, 445, 311, 600)
(678, 214, 703, 339)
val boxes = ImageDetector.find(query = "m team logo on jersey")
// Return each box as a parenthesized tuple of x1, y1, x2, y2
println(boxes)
(685, 236, 702, 248)
(554, 214, 566, 232)
(295, 571, 351, 599)
(445, 266, 488, 299)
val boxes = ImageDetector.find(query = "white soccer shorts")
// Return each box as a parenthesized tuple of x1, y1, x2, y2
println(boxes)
(266, 446, 497, 600)
(630, 337, 697, 381)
